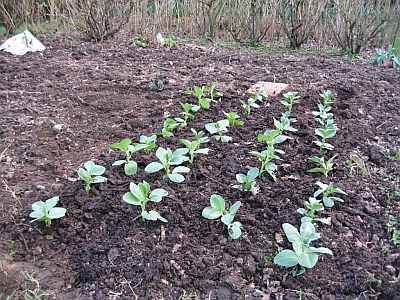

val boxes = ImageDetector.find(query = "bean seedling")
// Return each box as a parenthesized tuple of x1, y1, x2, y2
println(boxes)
(224, 111, 244, 127)
(281, 92, 301, 113)
(297, 197, 331, 225)
(161, 118, 180, 138)
(233, 167, 259, 193)
(273, 222, 333, 276)
(202, 194, 242, 240)
(241, 98, 259, 115)
(139, 134, 158, 154)
(250, 145, 282, 181)
(249, 87, 268, 102)
(30, 196, 66, 227)
(205, 119, 232, 143)
(320, 90, 334, 106)
(177, 102, 200, 128)
(191, 128, 210, 144)
(180, 138, 209, 163)
(307, 155, 336, 177)
(77, 161, 107, 192)
(111, 138, 148, 176)
(192, 86, 211, 110)
(274, 113, 297, 133)
(314, 127, 337, 152)
(145, 147, 190, 183)
(313, 181, 347, 208)
(257, 129, 291, 146)
(123, 181, 168, 222)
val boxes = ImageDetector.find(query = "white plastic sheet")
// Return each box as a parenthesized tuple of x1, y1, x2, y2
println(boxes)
(0, 30, 45, 56)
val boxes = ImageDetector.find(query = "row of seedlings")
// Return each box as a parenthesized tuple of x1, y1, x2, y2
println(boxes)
(201, 88, 268, 240)
(273, 90, 347, 276)
(29, 83, 222, 225)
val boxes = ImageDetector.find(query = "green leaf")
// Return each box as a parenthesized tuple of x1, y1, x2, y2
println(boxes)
(229, 201, 241, 215)
(168, 173, 185, 183)
(111, 138, 131, 151)
(195, 148, 209, 155)
(309, 247, 333, 255)
(112, 160, 126, 166)
(220, 135, 232, 143)
(143, 210, 168, 222)
(122, 192, 142, 206)
(228, 222, 242, 239)
(221, 213, 234, 225)
(77, 168, 91, 181)
(31, 201, 45, 212)
(30, 210, 45, 219)
(155, 147, 169, 164)
(145, 162, 164, 173)
(172, 166, 190, 174)
(274, 249, 299, 268)
(150, 188, 168, 202)
(202, 207, 222, 219)
(282, 223, 301, 244)
(124, 161, 138, 176)
(92, 176, 107, 184)
(307, 167, 325, 174)
(210, 194, 225, 212)
(297, 251, 318, 269)
(45, 196, 59, 209)
(322, 196, 334, 208)
(247, 167, 259, 179)
(236, 174, 246, 183)
(129, 182, 146, 202)
(48, 207, 66, 219)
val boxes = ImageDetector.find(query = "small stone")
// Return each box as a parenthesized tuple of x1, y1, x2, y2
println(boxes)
(355, 239, 364, 248)
(52, 124, 64, 133)
(36, 185, 46, 190)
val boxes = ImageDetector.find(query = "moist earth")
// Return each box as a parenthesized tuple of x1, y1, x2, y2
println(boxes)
(0, 37, 399, 299)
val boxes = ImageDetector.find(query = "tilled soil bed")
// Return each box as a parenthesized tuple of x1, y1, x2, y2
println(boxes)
(0, 37, 399, 299)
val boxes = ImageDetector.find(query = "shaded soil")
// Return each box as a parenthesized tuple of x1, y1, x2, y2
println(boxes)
(0, 37, 399, 299)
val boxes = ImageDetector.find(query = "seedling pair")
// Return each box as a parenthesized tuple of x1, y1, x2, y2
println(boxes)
(78, 161, 107, 192)
(202, 194, 242, 239)
(123, 181, 168, 222)
(111, 138, 148, 176)
(250, 145, 283, 181)
(161, 118, 180, 138)
(175, 102, 200, 128)
(233, 167, 259, 193)
(274, 222, 333, 276)
(205, 119, 232, 143)
(30, 196, 66, 227)
(308, 155, 336, 177)
(281, 92, 301, 113)
(297, 197, 331, 225)
(224, 111, 244, 127)
(145, 147, 190, 183)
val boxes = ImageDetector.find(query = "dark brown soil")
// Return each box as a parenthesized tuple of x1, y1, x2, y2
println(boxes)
(0, 36, 399, 299)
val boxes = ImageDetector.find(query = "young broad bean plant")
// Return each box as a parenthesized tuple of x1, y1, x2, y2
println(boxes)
(192, 86, 211, 110)
(320, 90, 334, 107)
(139, 134, 158, 154)
(257, 129, 290, 147)
(123, 181, 168, 222)
(202, 194, 242, 240)
(273, 222, 333, 276)
(180, 138, 209, 164)
(233, 167, 259, 193)
(145, 147, 190, 183)
(274, 113, 297, 134)
(111, 139, 148, 176)
(241, 98, 259, 115)
(224, 111, 244, 127)
(250, 145, 282, 181)
(307, 155, 336, 177)
(191, 128, 210, 144)
(249, 87, 268, 102)
(281, 92, 301, 113)
(314, 126, 337, 152)
(312, 103, 334, 127)
(161, 118, 180, 138)
(176, 102, 200, 128)
(313, 181, 347, 208)
(204, 82, 223, 102)
(297, 197, 331, 225)
(205, 119, 232, 143)
(78, 161, 107, 192)
(30, 196, 66, 227)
